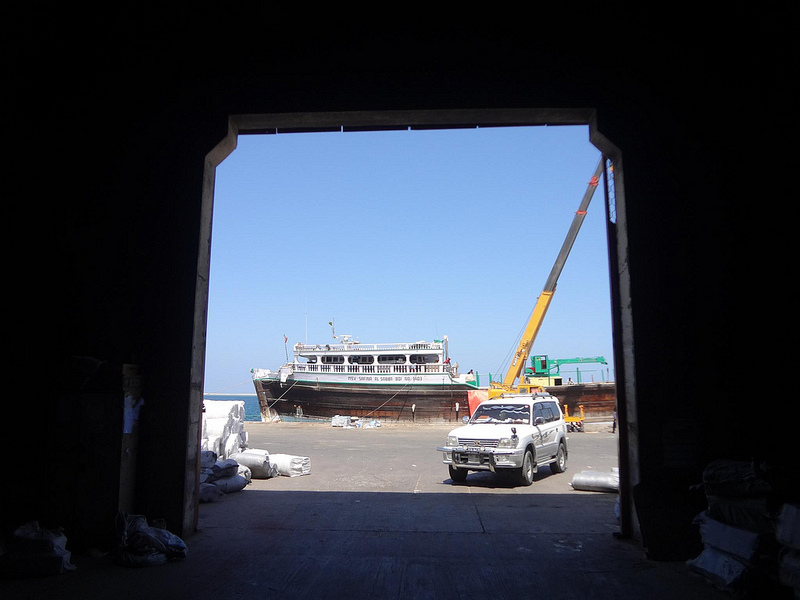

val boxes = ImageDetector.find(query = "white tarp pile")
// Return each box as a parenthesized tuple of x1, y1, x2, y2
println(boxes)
(686, 459, 798, 596)
(0, 522, 76, 576)
(331, 415, 381, 428)
(570, 468, 619, 492)
(202, 400, 248, 459)
(198, 450, 251, 502)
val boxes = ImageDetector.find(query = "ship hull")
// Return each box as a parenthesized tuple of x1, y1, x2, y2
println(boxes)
(254, 378, 473, 423)
(545, 382, 617, 420)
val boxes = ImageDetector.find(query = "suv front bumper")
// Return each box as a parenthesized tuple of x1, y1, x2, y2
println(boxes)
(436, 446, 525, 472)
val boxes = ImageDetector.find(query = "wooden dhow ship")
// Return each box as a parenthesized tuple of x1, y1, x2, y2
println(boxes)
(252, 334, 479, 422)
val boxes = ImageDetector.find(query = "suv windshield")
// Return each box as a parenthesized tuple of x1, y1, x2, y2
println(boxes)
(470, 404, 530, 424)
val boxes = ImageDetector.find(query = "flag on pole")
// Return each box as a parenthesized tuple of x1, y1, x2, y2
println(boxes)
(283, 334, 288, 343)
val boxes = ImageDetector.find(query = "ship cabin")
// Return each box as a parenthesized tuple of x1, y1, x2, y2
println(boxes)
(292, 339, 452, 375)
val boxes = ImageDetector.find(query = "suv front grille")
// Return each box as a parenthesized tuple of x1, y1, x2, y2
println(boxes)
(458, 438, 499, 448)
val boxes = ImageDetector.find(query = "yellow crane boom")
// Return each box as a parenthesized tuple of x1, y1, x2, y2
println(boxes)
(490, 159, 605, 398)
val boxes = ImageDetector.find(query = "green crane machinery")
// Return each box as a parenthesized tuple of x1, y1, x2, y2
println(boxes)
(525, 355, 608, 384)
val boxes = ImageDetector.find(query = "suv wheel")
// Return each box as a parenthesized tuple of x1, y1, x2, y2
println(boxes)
(516, 449, 534, 486)
(551, 443, 567, 473)
(449, 464, 468, 483)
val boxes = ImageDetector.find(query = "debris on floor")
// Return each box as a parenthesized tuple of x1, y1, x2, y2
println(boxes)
(0, 521, 76, 577)
(114, 513, 187, 567)
(331, 415, 381, 428)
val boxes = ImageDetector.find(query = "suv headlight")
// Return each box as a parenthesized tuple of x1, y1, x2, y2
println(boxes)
(497, 437, 518, 449)
(446, 435, 458, 447)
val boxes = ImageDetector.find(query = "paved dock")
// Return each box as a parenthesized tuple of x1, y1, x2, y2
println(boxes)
(2, 422, 733, 599)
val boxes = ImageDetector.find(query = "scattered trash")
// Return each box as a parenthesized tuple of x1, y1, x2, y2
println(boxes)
(0, 521, 76, 578)
(570, 468, 619, 492)
(114, 513, 187, 567)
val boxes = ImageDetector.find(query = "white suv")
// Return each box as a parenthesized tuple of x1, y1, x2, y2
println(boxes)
(437, 393, 568, 486)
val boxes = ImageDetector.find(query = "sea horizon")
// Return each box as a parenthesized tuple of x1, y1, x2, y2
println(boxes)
(203, 392, 260, 421)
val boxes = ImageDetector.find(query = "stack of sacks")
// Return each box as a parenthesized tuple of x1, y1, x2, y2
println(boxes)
(230, 449, 278, 479)
(686, 460, 795, 596)
(776, 504, 800, 596)
(202, 400, 248, 459)
(270, 453, 311, 477)
(198, 450, 250, 502)
(0, 522, 76, 577)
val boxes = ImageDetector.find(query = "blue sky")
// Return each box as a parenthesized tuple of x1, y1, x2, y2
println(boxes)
(204, 125, 614, 393)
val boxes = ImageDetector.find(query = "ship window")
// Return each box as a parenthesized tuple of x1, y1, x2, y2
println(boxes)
(321, 355, 344, 364)
(377, 354, 406, 364)
(409, 354, 438, 364)
(300, 356, 317, 363)
(348, 355, 374, 364)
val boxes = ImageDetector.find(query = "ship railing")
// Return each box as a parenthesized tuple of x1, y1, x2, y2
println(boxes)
(293, 342, 442, 353)
(291, 363, 449, 375)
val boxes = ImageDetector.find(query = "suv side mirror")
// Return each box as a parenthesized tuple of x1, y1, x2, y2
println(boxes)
(462, 416, 469, 424)
(534, 417, 545, 425)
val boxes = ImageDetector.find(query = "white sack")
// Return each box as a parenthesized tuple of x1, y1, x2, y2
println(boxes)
(777, 504, 800, 550)
(779, 548, 800, 591)
(214, 474, 248, 494)
(199, 468, 214, 484)
(203, 417, 232, 440)
(696, 513, 763, 561)
(271, 453, 311, 477)
(222, 433, 242, 459)
(571, 470, 619, 492)
(213, 458, 239, 479)
(200, 450, 217, 469)
(199, 483, 224, 503)
(686, 546, 750, 590)
(231, 449, 275, 479)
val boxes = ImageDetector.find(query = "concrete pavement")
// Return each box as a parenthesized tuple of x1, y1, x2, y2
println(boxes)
(2, 421, 733, 599)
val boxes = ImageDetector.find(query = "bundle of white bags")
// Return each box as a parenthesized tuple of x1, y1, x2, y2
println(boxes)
(201, 400, 249, 459)
(270, 453, 312, 477)
(229, 449, 279, 479)
(199, 448, 311, 502)
(198, 450, 251, 502)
